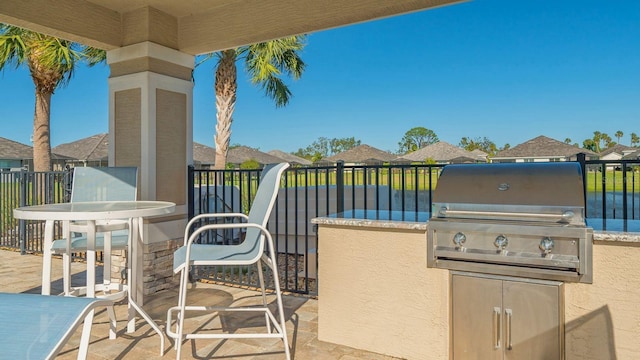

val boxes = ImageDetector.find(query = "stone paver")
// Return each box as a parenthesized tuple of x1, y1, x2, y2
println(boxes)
(0, 249, 400, 359)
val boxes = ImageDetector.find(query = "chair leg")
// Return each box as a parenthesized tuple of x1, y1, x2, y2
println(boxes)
(104, 232, 112, 293)
(266, 253, 291, 360)
(62, 221, 72, 296)
(175, 265, 191, 359)
(256, 259, 271, 334)
(78, 309, 95, 359)
(62, 252, 72, 296)
(107, 305, 117, 340)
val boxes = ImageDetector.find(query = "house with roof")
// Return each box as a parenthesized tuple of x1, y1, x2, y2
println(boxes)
(53, 135, 287, 169)
(322, 144, 397, 165)
(192, 142, 217, 168)
(0, 137, 33, 171)
(599, 144, 637, 161)
(194, 144, 285, 169)
(267, 150, 312, 166)
(1, 137, 69, 171)
(396, 141, 481, 164)
(492, 135, 598, 163)
(622, 149, 640, 160)
(470, 149, 489, 162)
(52, 134, 109, 167)
(225, 146, 286, 168)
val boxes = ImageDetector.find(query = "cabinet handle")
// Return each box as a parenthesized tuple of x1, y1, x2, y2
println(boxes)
(505, 308, 513, 351)
(493, 307, 501, 349)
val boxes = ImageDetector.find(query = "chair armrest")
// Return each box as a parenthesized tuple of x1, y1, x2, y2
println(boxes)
(184, 213, 249, 244)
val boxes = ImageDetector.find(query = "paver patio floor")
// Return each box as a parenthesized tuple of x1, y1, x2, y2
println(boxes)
(0, 249, 398, 359)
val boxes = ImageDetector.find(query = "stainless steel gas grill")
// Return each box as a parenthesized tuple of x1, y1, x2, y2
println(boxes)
(427, 162, 593, 283)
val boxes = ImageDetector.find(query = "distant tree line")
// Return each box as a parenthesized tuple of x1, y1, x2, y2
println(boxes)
(579, 131, 640, 153)
(290, 127, 640, 162)
(293, 137, 361, 162)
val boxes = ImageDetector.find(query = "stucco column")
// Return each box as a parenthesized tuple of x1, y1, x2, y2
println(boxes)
(106, 42, 193, 304)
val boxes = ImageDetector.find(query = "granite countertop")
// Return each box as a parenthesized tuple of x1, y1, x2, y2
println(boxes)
(312, 210, 430, 231)
(312, 210, 640, 243)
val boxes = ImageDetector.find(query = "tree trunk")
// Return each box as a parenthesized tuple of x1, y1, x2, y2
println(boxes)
(213, 50, 237, 170)
(33, 90, 52, 172)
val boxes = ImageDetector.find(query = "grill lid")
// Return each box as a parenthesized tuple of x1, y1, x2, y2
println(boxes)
(433, 162, 585, 207)
(432, 162, 586, 225)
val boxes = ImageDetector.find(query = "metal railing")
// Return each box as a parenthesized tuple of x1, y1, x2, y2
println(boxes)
(2, 158, 640, 295)
(577, 154, 640, 231)
(0, 169, 71, 254)
(188, 162, 442, 295)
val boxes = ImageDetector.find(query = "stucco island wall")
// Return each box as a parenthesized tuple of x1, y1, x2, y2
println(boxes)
(315, 220, 449, 360)
(313, 215, 640, 360)
(564, 236, 640, 360)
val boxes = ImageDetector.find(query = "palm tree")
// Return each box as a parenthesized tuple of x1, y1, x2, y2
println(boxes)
(207, 36, 306, 169)
(631, 133, 640, 147)
(615, 130, 624, 145)
(0, 24, 103, 171)
(592, 131, 602, 153)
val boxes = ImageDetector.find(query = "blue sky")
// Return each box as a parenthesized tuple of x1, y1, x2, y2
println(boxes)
(1, 0, 639, 154)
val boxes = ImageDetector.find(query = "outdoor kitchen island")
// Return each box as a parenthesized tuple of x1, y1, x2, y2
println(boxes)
(312, 211, 640, 360)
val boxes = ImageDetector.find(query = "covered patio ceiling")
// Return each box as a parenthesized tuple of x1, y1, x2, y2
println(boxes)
(0, 0, 460, 54)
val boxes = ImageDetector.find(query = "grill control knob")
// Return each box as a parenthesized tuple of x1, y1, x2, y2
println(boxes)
(539, 237, 554, 255)
(453, 232, 466, 248)
(494, 235, 508, 250)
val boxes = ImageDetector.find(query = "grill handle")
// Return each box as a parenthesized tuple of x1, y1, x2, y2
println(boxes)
(439, 208, 575, 222)
(505, 308, 513, 351)
(493, 307, 501, 349)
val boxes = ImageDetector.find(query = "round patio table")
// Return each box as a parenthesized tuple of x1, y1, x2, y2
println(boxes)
(14, 200, 175, 355)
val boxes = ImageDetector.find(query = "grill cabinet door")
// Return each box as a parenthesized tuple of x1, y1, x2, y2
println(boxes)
(452, 275, 503, 360)
(503, 280, 562, 360)
(452, 274, 563, 360)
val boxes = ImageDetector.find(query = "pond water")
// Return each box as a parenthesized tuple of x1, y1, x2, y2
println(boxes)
(586, 218, 640, 233)
(387, 190, 640, 223)
(585, 191, 640, 220)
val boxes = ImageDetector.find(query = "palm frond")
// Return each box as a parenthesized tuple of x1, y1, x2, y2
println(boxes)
(262, 75, 292, 108)
(243, 35, 306, 106)
(0, 24, 30, 71)
(82, 46, 106, 67)
(0, 34, 28, 71)
(196, 52, 216, 68)
(37, 36, 80, 86)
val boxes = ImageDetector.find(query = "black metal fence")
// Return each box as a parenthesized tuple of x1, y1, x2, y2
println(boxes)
(577, 155, 640, 232)
(0, 170, 72, 254)
(188, 163, 444, 295)
(2, 159, 640, 295)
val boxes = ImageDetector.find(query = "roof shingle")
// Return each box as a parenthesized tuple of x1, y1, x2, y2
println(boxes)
(324, 144, 396, 163)
(267, 150, 312, 165)
(493, 135, 597, 158)
(399, 141, 472, 162)
(52, 133, 109, 161)
(0, 137, 33, 160)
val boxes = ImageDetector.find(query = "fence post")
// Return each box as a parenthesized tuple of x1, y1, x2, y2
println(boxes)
(428, 165, 434, 213)
(19, 170, 27, 255)
(576, 153, 587, 215)
(64, 166, 73, 202)
(187, 165, 195, 220)
(336, 161, 344, 214)
(622, 162, 628, 223)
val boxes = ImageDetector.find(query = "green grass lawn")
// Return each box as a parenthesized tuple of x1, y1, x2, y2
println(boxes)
(584, 169, 640, 192)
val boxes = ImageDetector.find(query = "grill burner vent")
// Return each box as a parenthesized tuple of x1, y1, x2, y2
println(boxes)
(427, 162, 593, 283)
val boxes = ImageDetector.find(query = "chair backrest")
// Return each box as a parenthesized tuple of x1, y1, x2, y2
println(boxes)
(70, 167, 138, 202)
(238, 163, 289, 255)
